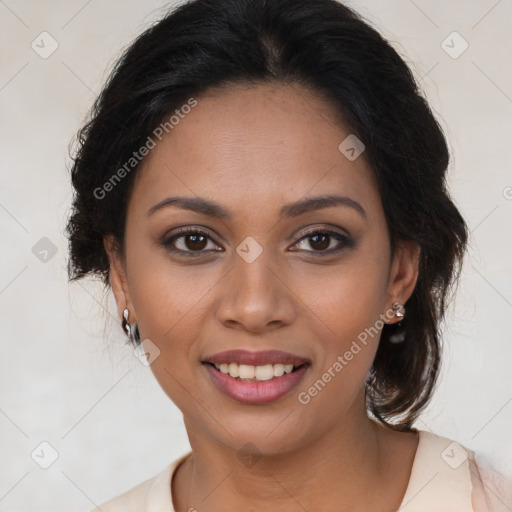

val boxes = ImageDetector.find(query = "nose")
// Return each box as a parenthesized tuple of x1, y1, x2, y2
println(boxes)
(214, 249, 296, 334)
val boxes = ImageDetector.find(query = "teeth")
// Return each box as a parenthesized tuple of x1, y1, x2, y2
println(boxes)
(213, 362, 298, 380)
(239, 364, 255, 379)
(274, 364, 285, 377)
(228, 362, 239, 377)
(255, 364, 274, 381)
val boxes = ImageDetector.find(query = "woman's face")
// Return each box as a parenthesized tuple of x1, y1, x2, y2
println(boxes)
(106, 83, 418, 455)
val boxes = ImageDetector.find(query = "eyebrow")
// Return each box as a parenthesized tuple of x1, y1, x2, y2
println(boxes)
(147, 194, 366, 220)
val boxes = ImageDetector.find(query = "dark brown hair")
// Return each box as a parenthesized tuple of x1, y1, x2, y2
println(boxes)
(65, 0, 468, 431)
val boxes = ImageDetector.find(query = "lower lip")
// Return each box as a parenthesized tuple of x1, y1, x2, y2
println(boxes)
(203, 363, 309, 405)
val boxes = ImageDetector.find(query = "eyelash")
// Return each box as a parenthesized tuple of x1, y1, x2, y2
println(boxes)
(160, 226, 353, 257)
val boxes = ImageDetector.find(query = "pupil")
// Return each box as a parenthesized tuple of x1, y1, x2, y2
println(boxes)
(310, 234, 329, 250)
(187, 234, 207, 250)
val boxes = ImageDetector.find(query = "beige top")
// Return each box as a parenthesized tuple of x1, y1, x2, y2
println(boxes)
(91, 431, 512, 511)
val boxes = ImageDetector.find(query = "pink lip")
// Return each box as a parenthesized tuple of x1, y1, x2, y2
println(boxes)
(203, 362, 310, 404)
(203, 349, 310, 366)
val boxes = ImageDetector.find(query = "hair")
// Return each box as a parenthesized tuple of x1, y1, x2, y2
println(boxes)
(65, 0, 468, 431)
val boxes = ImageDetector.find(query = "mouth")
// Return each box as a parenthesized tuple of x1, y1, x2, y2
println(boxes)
(201, 349, 310, 404)
(203, 361, 308, 381)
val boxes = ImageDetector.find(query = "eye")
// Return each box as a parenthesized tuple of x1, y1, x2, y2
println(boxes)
(291, 228, 353, 254)
(161, 227, 223, 255)
(161, 226, 353, 257)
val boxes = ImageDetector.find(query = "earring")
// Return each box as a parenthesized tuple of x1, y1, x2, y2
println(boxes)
(392, 302, 405, 318)
(122, 308, 141, 346)
(389, 302, 406, 343)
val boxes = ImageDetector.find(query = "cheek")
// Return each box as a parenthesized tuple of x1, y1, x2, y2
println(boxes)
(124, 249, 224, 406)
(126, 240, 220, 342)
(290, 251, 390, 402)
(293, 248, 390, 343)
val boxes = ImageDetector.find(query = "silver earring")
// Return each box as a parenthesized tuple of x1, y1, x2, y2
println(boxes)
(389, 302, 406, 343)
(122, 308, 141, 346)
(392, 302, 405, 318)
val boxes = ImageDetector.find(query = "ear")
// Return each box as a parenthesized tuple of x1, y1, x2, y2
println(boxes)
(386, 240, 420, 323)
(103, 234, 135, 323)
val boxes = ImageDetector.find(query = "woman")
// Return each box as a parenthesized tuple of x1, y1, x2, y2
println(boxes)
(65, 0, 510, 510)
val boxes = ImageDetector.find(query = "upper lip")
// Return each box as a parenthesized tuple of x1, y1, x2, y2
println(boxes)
(202, 349, 310, 367)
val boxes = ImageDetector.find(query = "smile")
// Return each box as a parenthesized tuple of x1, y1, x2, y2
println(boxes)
(202, 349, 310, 404)
(211, 362, 298, 381)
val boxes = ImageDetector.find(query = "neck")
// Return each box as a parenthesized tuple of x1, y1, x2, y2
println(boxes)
(172, 400, 417, 511)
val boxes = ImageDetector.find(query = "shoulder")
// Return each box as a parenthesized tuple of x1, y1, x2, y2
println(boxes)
(88, 452, 191, 512)
(469, 450, 512, 512)
(88, 473, 158, 512)
(400, 430, 512, 512)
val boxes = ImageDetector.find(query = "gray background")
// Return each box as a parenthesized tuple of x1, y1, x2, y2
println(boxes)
(0, 0, 511, 510)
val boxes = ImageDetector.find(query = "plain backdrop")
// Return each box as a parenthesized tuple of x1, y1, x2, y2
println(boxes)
(0, 1, 511, 510)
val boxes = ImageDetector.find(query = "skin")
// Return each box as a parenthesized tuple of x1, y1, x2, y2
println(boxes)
(104, 83, 421, 511)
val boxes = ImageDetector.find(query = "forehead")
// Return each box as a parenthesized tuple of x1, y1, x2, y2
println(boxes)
(130, 83, 379, 219)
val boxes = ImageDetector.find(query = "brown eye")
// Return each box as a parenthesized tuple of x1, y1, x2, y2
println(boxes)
(307, 234, 331, 251)
(183, 233, 208, 251)
(161, 228, 222, 255)
(292, 229, 353, 254)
